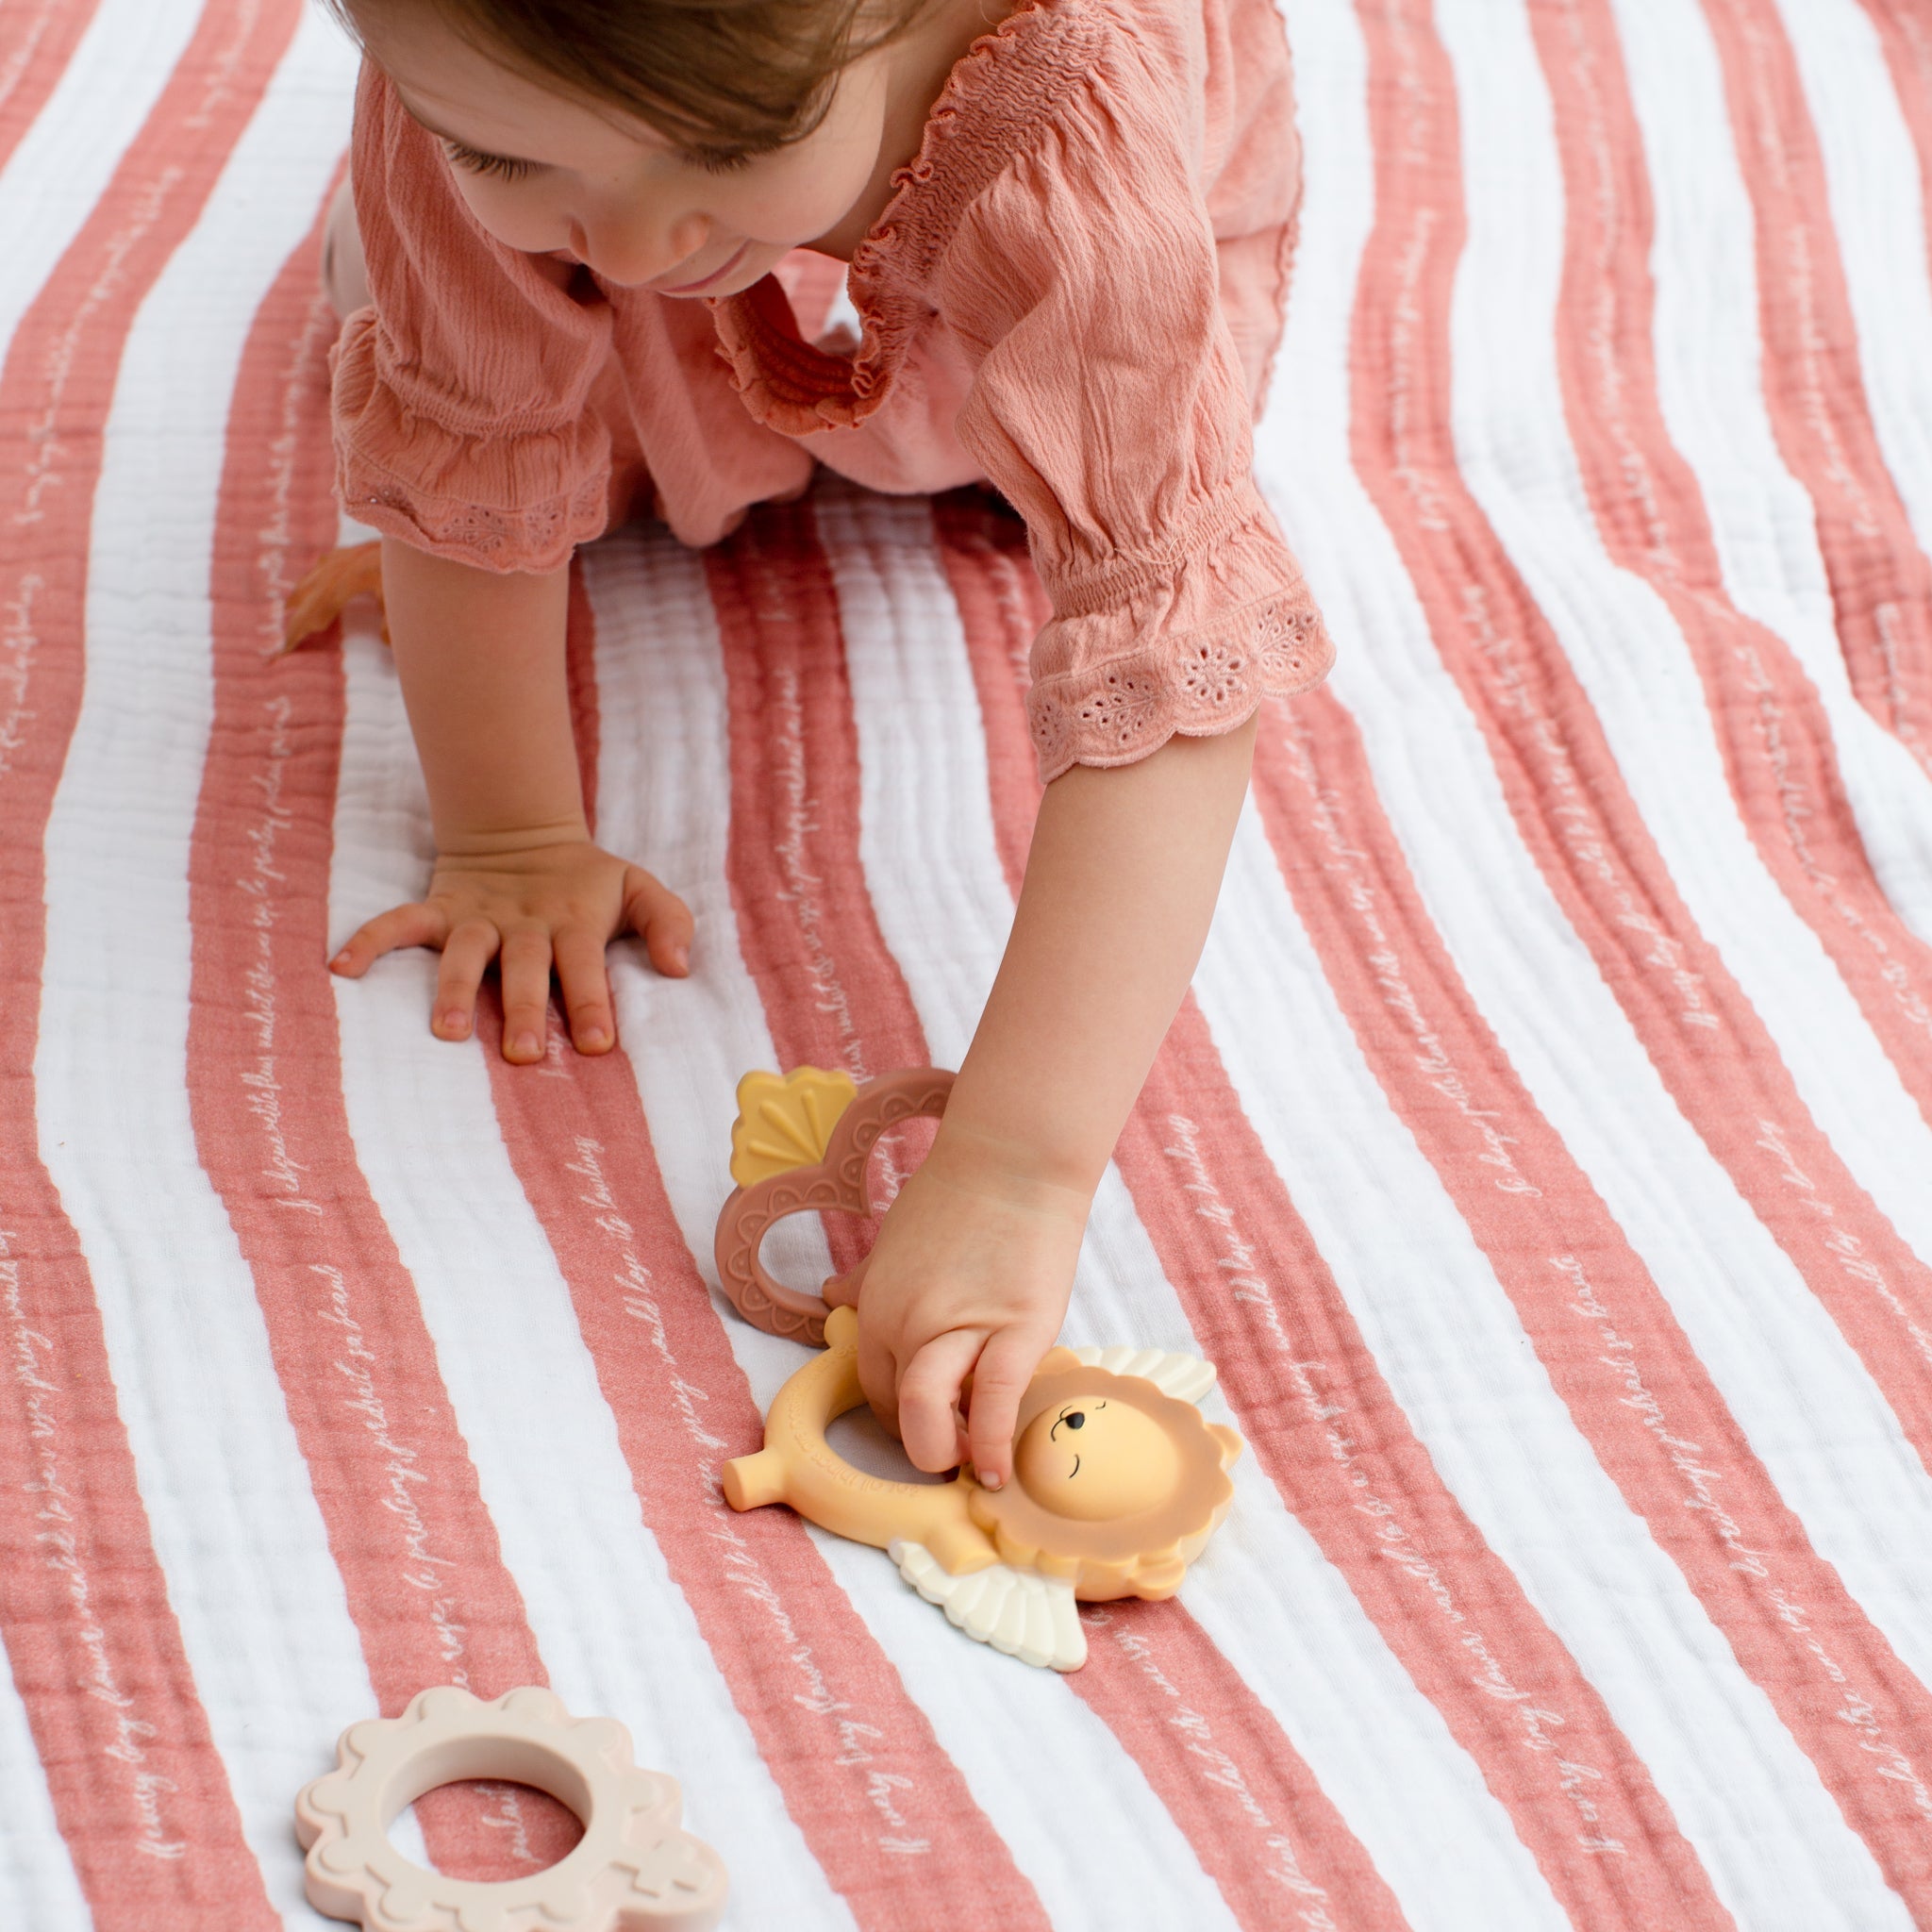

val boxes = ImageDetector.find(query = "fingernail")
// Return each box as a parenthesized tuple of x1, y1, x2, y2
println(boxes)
(330, 950, 351, 970)
(980, 1471, 1003, 1491)
(581, 1027, 610, 1052)
(440, 1010, 469, 1037)
(512, 1030, 540, 1059)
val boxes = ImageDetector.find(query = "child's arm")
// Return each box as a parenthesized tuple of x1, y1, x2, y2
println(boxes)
(328, 537, 693, 1058)
(839, 713, 1258, 1489)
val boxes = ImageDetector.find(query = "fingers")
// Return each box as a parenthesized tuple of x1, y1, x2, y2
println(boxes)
(281, 541, 382, 653)
(497, 927, 555, 1062)
(962, 1329, 1044, 1492)
(623, 869, 694, 977)
(330, 902, 448, 979)
(895, 1330, 987, 1475)
(855, 1313, 901, 1445)
(553, 925, 615, 1055)
(821, 1253, 869, 1310)
(432, 919, 500, 1042)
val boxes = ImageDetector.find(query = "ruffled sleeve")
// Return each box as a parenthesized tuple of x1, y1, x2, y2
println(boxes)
(924, 24, 1332, 778)
(330, 64, 617, 574)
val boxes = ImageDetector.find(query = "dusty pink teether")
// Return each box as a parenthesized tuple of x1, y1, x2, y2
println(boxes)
(294, 1685, 726, 1932)
(714, 1065, 954, 1341)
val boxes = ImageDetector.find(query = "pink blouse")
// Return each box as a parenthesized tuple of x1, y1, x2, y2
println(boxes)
(332, 0, 1334, 777)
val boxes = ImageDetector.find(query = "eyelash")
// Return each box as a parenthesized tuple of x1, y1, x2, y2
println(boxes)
(443, 142, 534, 182)
(683, 146, 755, 175)
(442, 139, 756, 181)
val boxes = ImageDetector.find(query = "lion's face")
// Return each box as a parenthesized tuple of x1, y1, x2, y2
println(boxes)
(970, 1354, 1242, 1601)
(1013, 1394, 1183, 1523)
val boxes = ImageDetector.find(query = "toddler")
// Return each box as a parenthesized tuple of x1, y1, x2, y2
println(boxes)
(308, 0, 1332, 1490)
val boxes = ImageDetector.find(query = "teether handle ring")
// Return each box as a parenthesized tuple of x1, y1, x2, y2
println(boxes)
(715, 1068, 954, 1341)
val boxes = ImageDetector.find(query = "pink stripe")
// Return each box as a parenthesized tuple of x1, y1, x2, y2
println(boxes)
(710, 499, 1424, 1931)
(1531, 0, 1932, 1122)
(1079, 1602, 1410, 1930)
(192, 205, 578, 1878)
(475, 999, 1050, 1930)
(0, 0, 102, 178)
(1349, 0, 1932, 1488)
(706, 504, 924, 1281)
(0, 3, 308, 1920)
(933, 492, 1730, 1930)
(1856, 0, 1932, 276)
(1698, 0, 1932, 775)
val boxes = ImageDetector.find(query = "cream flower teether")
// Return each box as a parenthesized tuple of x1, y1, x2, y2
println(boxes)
(294, 1685, 727, 1932)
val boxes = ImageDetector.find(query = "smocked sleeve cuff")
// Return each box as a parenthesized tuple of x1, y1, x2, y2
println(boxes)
(331, 310, 614, 575)
(1024, 491, 1334, 781)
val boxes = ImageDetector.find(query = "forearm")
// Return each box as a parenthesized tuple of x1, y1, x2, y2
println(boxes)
(380, 536, 581, 852)
(939, 714, 1259, 1196)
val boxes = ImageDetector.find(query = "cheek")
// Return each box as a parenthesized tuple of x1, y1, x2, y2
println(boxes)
(727, 145, 878, 245)
(446, 174, 568, 254)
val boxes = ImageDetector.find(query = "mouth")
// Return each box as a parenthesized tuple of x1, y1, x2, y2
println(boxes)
(654, 241, 750, 296)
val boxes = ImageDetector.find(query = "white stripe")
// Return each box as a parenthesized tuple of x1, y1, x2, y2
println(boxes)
(0, 1639, 89, 1928)
(584, 526, 1251, 1932)
(1442, 0, 1932, 1671)
(0, 0, 203, 370)
(1774, 0, 1932, 619)
(815, 483, 1570, 1932)
(35, 16, 374, 1921)
(1259, 0, 1917, 1919)
(325, 621, 839, 1928)
(1611, 0, 1932, 943)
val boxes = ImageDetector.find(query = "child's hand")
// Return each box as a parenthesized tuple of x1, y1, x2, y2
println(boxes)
(828, 1128, 1088, 1490)
(329, 838, 692, 1061)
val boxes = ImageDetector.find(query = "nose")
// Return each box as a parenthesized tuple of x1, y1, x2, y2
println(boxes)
(568, 207, 710, 288)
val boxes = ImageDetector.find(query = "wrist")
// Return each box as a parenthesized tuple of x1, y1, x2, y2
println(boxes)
(923, 1114, 1100, 1219)
(432, 816, 592, 862)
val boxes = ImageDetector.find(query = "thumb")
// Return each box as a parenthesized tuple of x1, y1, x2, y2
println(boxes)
(622, 868, 694, 976)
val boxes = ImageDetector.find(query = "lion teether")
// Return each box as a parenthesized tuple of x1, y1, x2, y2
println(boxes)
(714, 1069, 1243, 1673)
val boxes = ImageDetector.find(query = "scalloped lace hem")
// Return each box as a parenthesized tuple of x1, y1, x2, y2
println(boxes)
(1027, 592, 1334, 780)
(337, 459, 609, 575)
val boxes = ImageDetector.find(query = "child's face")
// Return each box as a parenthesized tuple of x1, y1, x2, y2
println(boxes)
(365, 8, 894, 295)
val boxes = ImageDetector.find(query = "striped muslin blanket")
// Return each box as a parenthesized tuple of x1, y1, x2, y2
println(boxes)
(6, 0, 1932, 1925)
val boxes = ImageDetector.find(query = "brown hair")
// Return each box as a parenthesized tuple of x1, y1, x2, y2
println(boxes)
(328, 0, 935, 157)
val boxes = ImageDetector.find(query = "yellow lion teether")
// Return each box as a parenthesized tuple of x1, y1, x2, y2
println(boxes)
(723, 1308, 1242, 1671)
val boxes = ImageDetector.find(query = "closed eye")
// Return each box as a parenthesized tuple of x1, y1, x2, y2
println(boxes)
(681, 143, 758, 176)
(443, 141, 538, 183)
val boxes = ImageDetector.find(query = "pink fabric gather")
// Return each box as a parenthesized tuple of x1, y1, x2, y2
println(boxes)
(331, 0, 1335, 777)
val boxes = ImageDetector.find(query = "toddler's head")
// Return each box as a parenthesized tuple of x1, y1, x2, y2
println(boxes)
(328, 0, 941, 294)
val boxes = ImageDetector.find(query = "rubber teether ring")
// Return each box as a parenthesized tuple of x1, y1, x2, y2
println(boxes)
(293, 1685, 727, 1932)
(714, 1067, 954, 1341)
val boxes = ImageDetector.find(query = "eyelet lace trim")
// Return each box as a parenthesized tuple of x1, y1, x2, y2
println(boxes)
(1028, 594, 1335, 779)
(340, 458, 609, 575)
(708, 0, 1108, 435)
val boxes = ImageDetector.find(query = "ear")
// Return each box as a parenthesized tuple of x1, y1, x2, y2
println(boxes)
(1209, 1424, 1244, 1469)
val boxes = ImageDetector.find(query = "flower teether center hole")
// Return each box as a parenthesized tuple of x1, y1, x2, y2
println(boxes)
(394, 1779, 586, 1883)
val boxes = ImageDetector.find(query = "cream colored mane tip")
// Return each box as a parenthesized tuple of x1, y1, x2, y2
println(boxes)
(294, 1685, 727, 1932)
(1067, 1345, 1218, 1407)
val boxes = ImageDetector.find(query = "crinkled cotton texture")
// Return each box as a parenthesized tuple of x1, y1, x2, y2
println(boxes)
(332, 0, 1334, 777)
